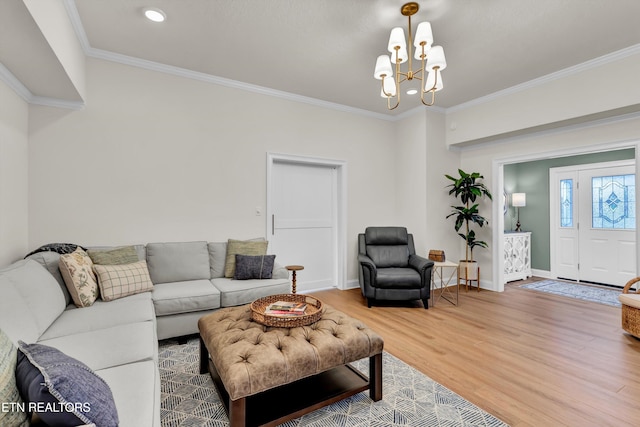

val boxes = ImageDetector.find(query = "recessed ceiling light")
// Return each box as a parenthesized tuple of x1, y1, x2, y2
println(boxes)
(406, 89, 418, 95)
(144, 7, 166, 23)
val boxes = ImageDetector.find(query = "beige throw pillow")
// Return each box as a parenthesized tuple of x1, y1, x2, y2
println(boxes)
(93, 261, 154, 302)
(87, 246, 139, 265)
(224, 239, 268, 278)
(59, 248, 100, 307)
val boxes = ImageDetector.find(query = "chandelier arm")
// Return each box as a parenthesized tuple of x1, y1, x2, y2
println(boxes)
(380, 75, 393, 98)
(423, 65, 440, 92)
(420, 87, 436, 106)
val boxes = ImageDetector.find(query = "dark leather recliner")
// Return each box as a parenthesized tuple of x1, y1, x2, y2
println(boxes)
(358, 226, 434, 309)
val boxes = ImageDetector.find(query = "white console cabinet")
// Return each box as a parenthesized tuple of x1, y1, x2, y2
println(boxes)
(504, 232, 531, 283)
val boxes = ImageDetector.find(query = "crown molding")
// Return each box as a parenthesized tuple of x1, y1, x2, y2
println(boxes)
(30, 96, 85, 110)
(447, 44, 640, 114)
(0, 62, 31, 102)
(86, 47, 395, 121)
(0, 62, 85, 110)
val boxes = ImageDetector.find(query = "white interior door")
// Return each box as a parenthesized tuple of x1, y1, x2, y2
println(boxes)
(578, 165, 636, 286)
(269, 160, 337, 291)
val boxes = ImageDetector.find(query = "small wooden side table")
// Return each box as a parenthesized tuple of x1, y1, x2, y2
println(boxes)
(285, 265, 304, 294)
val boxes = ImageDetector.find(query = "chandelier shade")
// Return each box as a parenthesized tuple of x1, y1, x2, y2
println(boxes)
(373, 2, 446, 110)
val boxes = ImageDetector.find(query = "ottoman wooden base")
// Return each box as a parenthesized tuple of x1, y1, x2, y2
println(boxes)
(198, 304, 384, 427)
(201, 337, 382, 427)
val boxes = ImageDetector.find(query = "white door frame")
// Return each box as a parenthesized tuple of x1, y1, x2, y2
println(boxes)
(266, 152, 348, 290)
(549, 160, 635, 282)
(491, 138, 640, 292)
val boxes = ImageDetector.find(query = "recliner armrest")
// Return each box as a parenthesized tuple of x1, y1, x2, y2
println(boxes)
(358, 254, 377, 273)
(409, 254, 434, 273)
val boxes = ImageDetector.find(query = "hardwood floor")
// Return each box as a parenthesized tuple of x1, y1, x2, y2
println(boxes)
(312, 279, 640, 427)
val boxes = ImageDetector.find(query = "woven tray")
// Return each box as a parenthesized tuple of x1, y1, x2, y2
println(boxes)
(251, 294, 323, 328)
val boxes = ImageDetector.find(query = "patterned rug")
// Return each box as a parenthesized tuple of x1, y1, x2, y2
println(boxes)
(159, 337, 508, 427)
(520, 280, 621, 307)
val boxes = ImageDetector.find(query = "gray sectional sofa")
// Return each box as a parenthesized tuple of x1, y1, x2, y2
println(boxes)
(0, 240, 290, 426)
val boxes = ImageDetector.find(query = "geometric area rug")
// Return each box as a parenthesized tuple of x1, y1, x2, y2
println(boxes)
(520, 280, 621, 307)
(159, 337, 509, 427)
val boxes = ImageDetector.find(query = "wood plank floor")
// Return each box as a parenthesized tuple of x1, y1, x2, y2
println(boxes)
(312, 279, 640, 427)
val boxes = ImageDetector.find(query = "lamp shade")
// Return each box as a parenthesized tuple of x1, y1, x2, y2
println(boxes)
(425, 69, 443, 92)
(414, 42, 431, 60)
(390, 46, 408, 64)
(414, 22, 433, 48)
(388, 27, 407, 51)
(381, 76, 397, 97)
(374, 55, 393, 79)
(512, 193, 526, 207)
(426, 45, 447, 71)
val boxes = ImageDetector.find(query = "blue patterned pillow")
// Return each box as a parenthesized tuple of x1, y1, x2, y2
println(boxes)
(16, 342, 118, 427)
(234, 254, 275, 280)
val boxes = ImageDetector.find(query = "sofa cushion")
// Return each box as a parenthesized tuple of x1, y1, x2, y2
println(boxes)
(95, 361, 159, 427)
(39, 293, 155, 341)
(234, 254, 275, 280)
(59, 248, 100, 307)
(16, 341, 118, 427)
(0, 260, 66, 344)
(152, 280, 221, 316)
(25, 251, 70, 306)
(146, 241, 210, 284)
(375, 267, 421, 288)
(93, 261, 153, 301)
(0, 329, 29, 426)
(212, 277, 290, 307)
(224, 239, 268, 278)
(208, 241, 228, 279)
(88, 245, 139, 265)
(37, 321, 157, 371)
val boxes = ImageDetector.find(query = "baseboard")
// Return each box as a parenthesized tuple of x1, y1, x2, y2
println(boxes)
(531, 269, 552, 279)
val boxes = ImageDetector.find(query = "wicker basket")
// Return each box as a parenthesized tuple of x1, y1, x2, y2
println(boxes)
(622, 304, 640, 338)
(251, 294, 323, 328)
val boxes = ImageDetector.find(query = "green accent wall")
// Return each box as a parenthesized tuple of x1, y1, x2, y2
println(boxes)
(504, 149, 635, 271)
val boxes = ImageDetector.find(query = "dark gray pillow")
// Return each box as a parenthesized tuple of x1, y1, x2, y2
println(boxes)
(234, 254, 275, 280)
(16, 342, 118, 427)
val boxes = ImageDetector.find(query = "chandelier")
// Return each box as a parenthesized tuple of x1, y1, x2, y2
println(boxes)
(374, 2, 447, 110)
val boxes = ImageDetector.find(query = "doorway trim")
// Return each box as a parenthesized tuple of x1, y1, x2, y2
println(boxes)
(266, 152, 348, 290)
(491, 139, 640, 292)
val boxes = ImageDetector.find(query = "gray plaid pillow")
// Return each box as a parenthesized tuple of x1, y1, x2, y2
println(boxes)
(234, 254, 275, 280)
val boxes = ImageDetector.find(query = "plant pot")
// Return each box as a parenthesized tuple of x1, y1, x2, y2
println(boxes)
(458, 260, 479, 281)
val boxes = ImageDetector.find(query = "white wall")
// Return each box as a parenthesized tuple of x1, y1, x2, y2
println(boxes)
(393, 109, 460, 261)
(0, 79, 29, 265)
(424, 111, 461, 262)
(460, 114, 640, 289)
(27, 58, 398, 281)
(446, 48, 640, 146)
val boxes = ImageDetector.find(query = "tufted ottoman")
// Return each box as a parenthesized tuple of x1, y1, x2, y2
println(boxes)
(198, 304, 384, 427)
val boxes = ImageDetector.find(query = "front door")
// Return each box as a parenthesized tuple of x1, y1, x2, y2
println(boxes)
(550, 161, 636, 286)
(578, 164, 636, 286)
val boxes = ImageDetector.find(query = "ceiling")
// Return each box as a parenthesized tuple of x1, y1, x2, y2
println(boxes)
(3, 0, 640, 116)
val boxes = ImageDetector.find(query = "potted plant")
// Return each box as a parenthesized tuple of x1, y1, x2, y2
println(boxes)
(445, 169, 493, 282)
